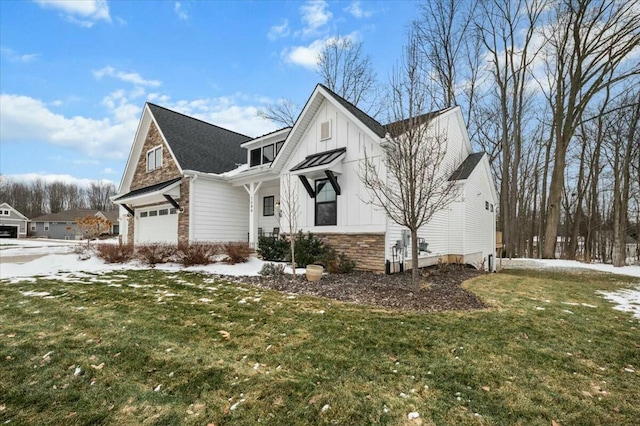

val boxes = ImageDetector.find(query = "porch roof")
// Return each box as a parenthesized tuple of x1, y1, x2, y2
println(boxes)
(290, 147, 346, 172)
(113, 177, 182, 203)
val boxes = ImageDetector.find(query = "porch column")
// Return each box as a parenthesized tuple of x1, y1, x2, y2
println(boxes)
(243, 181, 263, 249)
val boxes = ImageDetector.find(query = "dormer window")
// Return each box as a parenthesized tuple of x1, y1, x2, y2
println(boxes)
(147, 146, 163, 172)
(249, 142, 285, 168)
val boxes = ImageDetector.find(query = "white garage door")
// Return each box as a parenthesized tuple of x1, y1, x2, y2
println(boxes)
(135, 205, 178, 244)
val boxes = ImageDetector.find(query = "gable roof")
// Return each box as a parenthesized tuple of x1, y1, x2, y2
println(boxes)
(147, 103, 252, 174)
(31, 209, 118, 223)
(449, 152, 485, 181)
(318, 84, 386, 138)
(0, 202, 29, 220)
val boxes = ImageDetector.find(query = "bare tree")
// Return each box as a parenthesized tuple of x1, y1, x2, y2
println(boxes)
(257, 98, 299, 127)
(87, 181, 116, 211)
(259, 35, 380, 125)
(360, 36, 460, 289)
(279, 173, 301, 280)
(317, 35, 380, 116)
(540, 0, 640, 258)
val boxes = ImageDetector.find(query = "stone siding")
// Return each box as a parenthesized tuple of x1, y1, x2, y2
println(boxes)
(126, 121, 188, 244)
(315, 232, 386, 273)
(130, 122, 181, 191)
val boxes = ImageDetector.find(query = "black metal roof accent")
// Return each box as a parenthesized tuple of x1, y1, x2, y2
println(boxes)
(290, 147, 347, 172)
(449, 152, 485, 181)
(113, 177, 182, 202)
(147, 103, 252, 174)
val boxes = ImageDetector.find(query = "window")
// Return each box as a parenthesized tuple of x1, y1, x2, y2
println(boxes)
(263, 196, 274, 216)
(262, 144, 274, 164)
(250, 143, 279, 167)
(31, 224, 36, 231)
(44, 222, 49, 231)
(276, 141, 284, 156)
(320, 120, 332, 140)
(315, 179, 337, 226)
(490, 204, 494, 212)
(149, 210, 158, 217)
(147, 146, 162, 171)
(250, 148, 261, 167)
(1, 210, 9, 216)
(140, 211, 148, 218)
(159, 209, 168, 216)
(485, 201, 489, 211)
(169, 208, 177, 214)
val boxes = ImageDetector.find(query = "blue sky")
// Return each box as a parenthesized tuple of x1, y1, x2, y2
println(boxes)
(0, 0, 419, 187)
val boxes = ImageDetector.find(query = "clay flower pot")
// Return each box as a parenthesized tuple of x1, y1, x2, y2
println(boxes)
(306, 264, 323, 282)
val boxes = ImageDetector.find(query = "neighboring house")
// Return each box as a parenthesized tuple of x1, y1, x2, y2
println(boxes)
(0, 203, 29, 238)
(114, 84, 498, 272)
(30, 209, 119, 240)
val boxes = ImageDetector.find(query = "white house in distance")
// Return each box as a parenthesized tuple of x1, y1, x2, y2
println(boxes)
(0, 203, 29, 238)
(113, 84, 498, 272)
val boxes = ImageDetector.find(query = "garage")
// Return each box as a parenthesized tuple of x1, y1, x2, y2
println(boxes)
(0, 225, 19, 238)
(135, 205, 179, 244)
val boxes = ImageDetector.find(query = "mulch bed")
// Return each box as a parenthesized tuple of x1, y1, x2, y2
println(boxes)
(234, 264, 487, 312)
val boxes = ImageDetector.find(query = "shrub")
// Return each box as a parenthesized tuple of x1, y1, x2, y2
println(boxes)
(176, 242, 219, 267)
(95, 241, 135, 263)
(223, 242, 251, 264)
(322, 248, 356, 274)
(137, 243, 175, 266)
(294, 231, 328, 267)
(259, 262, 286, 276)
(257, 236, 289, 261)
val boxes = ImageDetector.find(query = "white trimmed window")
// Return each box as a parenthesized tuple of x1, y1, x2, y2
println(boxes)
(31, 224, 36, 231)
(44, 222, 50, 231)
(0, 210, 9, 216)
(147, 146, 163, 171)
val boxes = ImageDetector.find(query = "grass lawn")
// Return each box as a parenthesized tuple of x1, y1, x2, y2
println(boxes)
(1, 268, 639, 425)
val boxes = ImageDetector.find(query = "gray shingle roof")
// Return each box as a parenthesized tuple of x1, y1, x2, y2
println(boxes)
(318, 84, 387, 138)
(31, 209, 117, 222)
(147, 103, 252, 174)
(449, 152, 485, 181)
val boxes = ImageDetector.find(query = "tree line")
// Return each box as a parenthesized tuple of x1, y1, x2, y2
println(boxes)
(262, 0, 640, 266)
(0, 177, 117, 218)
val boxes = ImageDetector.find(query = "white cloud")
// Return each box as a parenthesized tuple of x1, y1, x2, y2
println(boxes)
(299, 0, 332, 37)
(162, 96, 279, 137)
(93, 66, 162, 87)
(282, 39, 326, 69)
(174, 2, 188, 21)
(0, 94, 138, 159)
(283, 33, 359, 69)
(7, 173, 115, 187)
(268, 19, 290, 40)
(101, 167, 117, 175)
(345, 1, 373, 18)
(34, 0, 111, 27)
(0, 47, 39, 63)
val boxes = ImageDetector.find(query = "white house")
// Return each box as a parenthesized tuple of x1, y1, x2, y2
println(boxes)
(0, 203, 29, 238)
(113, 84, 498, 272)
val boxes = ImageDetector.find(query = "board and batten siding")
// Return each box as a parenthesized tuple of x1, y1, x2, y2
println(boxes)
(282, 98, 387, 234)
(190, 177, 249, 242)
(256, 182, 280, 234)
(461, 158, 497, 267)
(385, 108, 471, 260)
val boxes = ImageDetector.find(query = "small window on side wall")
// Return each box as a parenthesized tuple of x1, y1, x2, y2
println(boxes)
(263, 196, 274, 216)
(485, 201, 489, 211)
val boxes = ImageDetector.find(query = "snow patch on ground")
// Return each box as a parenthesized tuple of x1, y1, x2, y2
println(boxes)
(598, 288, 640, 319)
